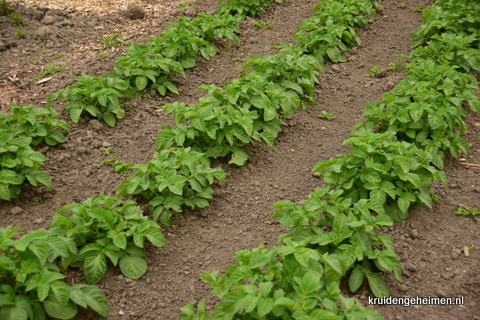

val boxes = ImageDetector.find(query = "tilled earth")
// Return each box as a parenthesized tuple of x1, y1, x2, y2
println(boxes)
(0, 0, 479, 319)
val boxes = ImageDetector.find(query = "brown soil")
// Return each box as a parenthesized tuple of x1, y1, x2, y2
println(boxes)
(1, 0, 479, 319)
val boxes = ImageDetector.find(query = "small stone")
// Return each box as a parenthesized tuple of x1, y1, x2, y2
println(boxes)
(436, 289, 447, 298)
(375, 68, 387, 78)
(312, 171, 321, 178)
(450, 183, 458, 189)
(386, 78, 397, 90)
(125, 5, 145, 20)
(399, 284, 409, 292)
(102, 141, 111, 148)
(10, 206, 23, 215)
(88, 119, 103, 131)
(185, 6, 197, 16)
(332, 65, 341, 72)
(42, 15, 57, 25)
(410, 229, 419, 239)
(35, 26, 54, 41)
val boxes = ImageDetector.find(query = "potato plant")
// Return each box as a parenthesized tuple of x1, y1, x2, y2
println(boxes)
(0, 226, 108, 319)
(48, 193, 166, 284)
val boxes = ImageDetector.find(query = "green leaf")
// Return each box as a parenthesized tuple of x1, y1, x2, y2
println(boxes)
(0, 182, 11, 200)
(43, 295, 77, 319)
(349, 266, 364, 292)
(257, 297, 273, 316)
(69, 108, 83, 123)
(102, 112, 116, 127)
(83, 252, 107, 284)
(0, 304, 28, 320)
(70, 284, 108, 317)
(229, 148, 248, 166)
(119, 254, 147, 279)
(135, 76, 148, 91)
(366, 273, 389, 298)
(144, 228, 166, 247)
(49, 281, 71, 306)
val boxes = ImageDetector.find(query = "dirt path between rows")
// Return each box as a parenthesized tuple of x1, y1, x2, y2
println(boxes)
(1, 0, 479, 319)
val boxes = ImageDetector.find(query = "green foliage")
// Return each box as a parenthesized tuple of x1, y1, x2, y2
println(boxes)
(411, 0, 480, 49)
(364, 65, 381, 77)
(0, 226, 109, 319)
(0, 141, 47, 201)
(411, 32, 480, 72)
(386, 53, 407, 71)
(117, 147, 226, 226)
(357, 59, 479, 169)
(99, 146, 113, 155)
(273, 188, 401, 297)
(15, 28, 26, 39)
(98, 32, 123, 50)
(102, 157, 132, 173)
(178, 2, 194, 8)
(294, 0, 376, 63)
(47, 73, 130, 127)
(0, 0, 12, 15)
(252, 20, 276, 29)
(156, 97, 259, 166)
(0, 103, 69, 147)
(179, 242, 384, 319)
(114, 44, 183, 95)
(217, 0, 284, 19)
(318, 110, 336, 120)
(312, 130, 447, 222)
(454, 204, 480, 222)
(8, 11, 23, 25)
(33, 64, 67, 80)
(48, 193, 165, 284)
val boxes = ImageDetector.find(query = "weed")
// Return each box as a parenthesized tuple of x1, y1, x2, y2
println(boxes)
(53, 53, 65, 60)
(102, 157, 132, 173)
(8, 11, 23, 25)
(318, 110, 336, 120)
(387, 53, 407, 71)
(178, 1, 194, 7)
(253, 20, 276, 29)
(15, 27, 26, 39)
(100, 146, 113, 154)
(409, 6, 425, 12)
(0, 0, 12, 15)
(364, 64, 381, 77)
(99, 33, 122, 50)
(232, 54, 247, 62)
(30, 59, 39, 64)
(33, 63, 67, 80)
(98, 51, 107, 57)
(454, 204, 480, 222)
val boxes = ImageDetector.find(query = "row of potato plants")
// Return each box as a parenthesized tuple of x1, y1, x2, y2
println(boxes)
(45, 0, 283, 127)
(0, 0, 279, 203)
(178, 0, 480, 319)
(0, 1, 290, 319)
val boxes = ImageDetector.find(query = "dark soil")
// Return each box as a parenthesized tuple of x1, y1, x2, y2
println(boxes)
(1, 0, 479, 319)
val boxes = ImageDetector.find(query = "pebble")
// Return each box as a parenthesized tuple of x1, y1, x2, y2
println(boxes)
(399, 284, 409, 292)
(10, 206, 23, 215)
(436, 289, 447, 298)
(410, 229, 419, 239)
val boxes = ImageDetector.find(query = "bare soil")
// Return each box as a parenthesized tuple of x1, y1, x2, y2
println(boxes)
(1, 0, 479, 319)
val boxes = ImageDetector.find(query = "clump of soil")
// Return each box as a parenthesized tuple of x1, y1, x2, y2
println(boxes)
(125, 5, 145, 20)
